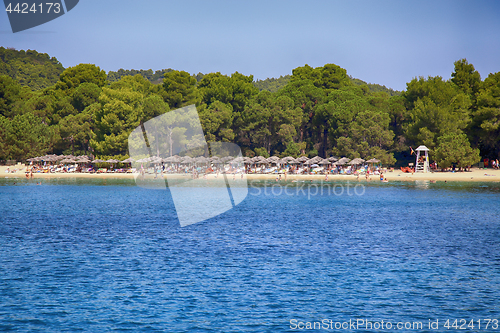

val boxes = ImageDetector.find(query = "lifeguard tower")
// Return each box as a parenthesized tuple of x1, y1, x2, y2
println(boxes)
(415, 145, 430, 173)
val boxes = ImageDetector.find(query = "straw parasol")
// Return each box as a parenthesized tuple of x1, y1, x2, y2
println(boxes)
(348, 158, 365, 165)
(319, 159, 331, 165)
(76, 156, 91, 163)
(180, 156, 193, 164)
(266, 156, 280, 164)
(252, 156, 267, 163)
(122, 157, 135, 163)
(336, 157, 351, 165)
(366, 158, 381, 164)
(296, 156, 309, 163)
(328, 156, 338, 162)
(304, 159, 318, 165)
(308, 156, 324, 164)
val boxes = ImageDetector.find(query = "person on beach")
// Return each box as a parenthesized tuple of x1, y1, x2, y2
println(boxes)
(325, 173, 328, 181)
(380, 173, 384, 181)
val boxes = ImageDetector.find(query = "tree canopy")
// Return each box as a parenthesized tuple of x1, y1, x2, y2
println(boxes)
(0, 50, 498, 168)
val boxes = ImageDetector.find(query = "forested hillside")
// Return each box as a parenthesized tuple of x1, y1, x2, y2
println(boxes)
(350, 77, 401, 96)
(107, 68, 173, 84)
(1, 48, 498, 169)
(0, 47, 64, 90)
(254, 75, 291, 92)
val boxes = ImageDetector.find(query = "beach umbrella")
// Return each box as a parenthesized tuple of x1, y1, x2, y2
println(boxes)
(304, 158, 321, 165)
(319, 159, 331, 165)
(296, 156, 309, 163)
(163, 155, 179, 163)
(92, 159, 104, 163)
(348, 158, 365, 165)
(61, 158, 77, 164)
(76, 156, 91, 163)
(243, 157, 252, 164)
(121, 157, 135, 163)
(180, 156, 193, 164)
(145, 156, 161, 164)
(105, 159, 121, 164)
(328, 156, 338, 162)
(366, 158, 381, 164)
(336, 157, 351, 165)
(229, 156, 244, 163)
(252, 156, 267, 163)
(194, 156, 208, 163)
(266, 156, 280, 163)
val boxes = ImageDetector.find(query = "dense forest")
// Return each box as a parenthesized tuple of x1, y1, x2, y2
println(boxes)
(1, 47, 499, 168)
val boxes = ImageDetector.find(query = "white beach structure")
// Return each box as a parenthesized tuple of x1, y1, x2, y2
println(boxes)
(415, 145, 430, 173)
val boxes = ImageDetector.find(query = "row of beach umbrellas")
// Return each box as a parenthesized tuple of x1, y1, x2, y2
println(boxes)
(26, 154, 382, 166)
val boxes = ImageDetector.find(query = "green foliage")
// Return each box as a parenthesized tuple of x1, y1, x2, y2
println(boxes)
(0, 47, 64, 90)
(0, 112, 55, 160)
(57, 64, 107, 92)
(434, 133, 481, 168)
(403, 76, 471, 149)
(241, 91, 302, 155)
(91, 75, 169, 156)
(254, 147, 269, 158)
(319, 86, 396, 164)
(0, 48, 495, 168)
(57, 108, 93, 155)
(107, 68, 173, 84)
(254, 75, 291, 92)
(451, 58, 481, 97)
(350, 76, 401, 96)
(198, 72, 258, 114)
(470, 72, 500, 158)
(281, 141, 303, 158)
(71, 82, 101, 112)
(161, 70, 200, 109)
(198, 101, 234, 143)
(0, 75, 26, 117)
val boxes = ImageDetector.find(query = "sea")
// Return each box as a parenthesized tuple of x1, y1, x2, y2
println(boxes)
(0, 177, 499, 332)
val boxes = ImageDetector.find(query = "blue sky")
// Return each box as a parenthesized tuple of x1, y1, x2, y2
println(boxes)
(1, 0, 499, 91)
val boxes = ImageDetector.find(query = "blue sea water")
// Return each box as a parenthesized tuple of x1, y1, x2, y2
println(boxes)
(0, 178, 499, 332)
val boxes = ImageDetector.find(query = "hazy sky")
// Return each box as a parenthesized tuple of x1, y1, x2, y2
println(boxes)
(1, 0, 499, 91)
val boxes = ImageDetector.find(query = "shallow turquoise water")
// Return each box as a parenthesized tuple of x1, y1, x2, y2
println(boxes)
(0, 178, 499, 332)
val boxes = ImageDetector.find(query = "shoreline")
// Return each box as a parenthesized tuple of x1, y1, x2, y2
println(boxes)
(1, 165, 499, 182)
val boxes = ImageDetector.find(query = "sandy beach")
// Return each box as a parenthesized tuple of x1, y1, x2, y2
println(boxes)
(1, 165, 499, 182)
